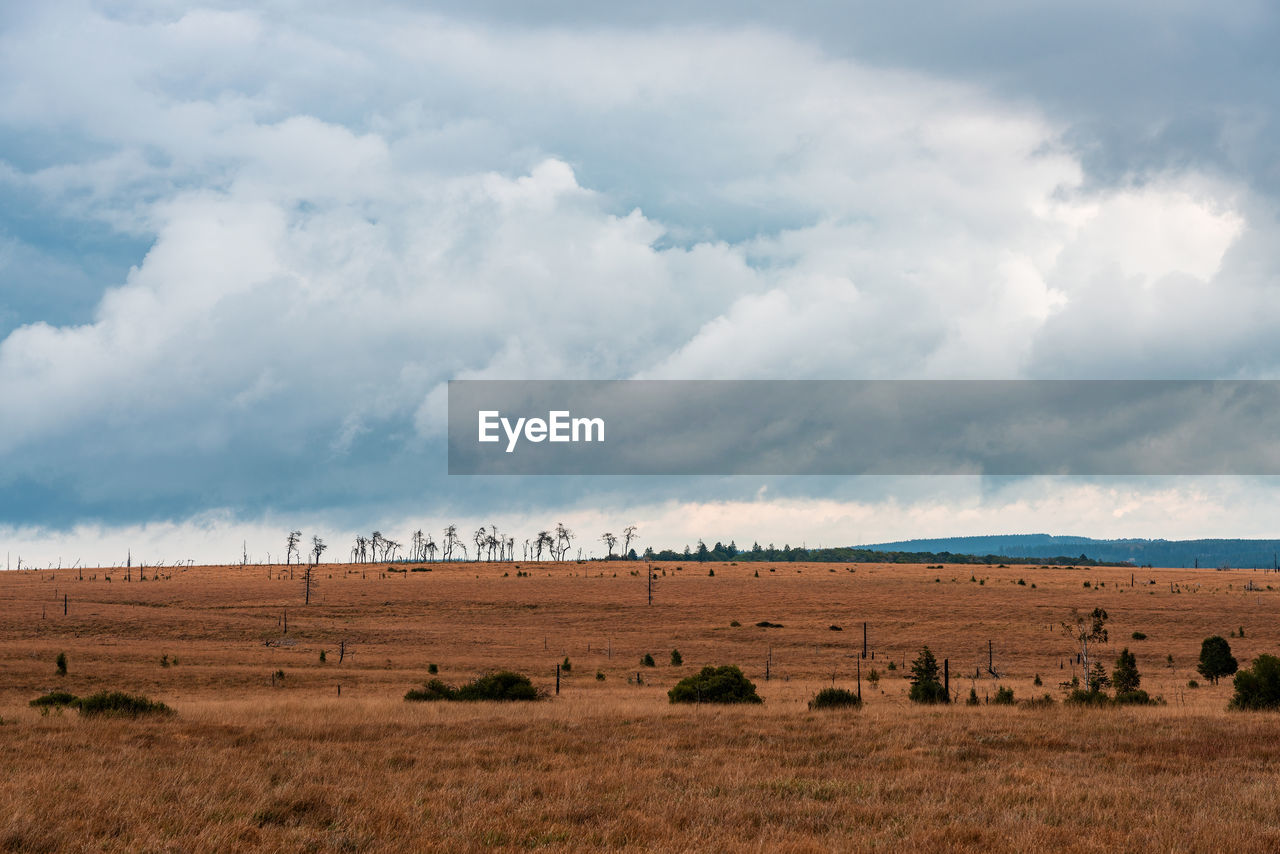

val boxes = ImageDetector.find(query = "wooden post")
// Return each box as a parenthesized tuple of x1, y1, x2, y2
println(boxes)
(863, 622, 867, 659)
(766, 647, 772, 682)
(555, 664, 560, 695)
(856, 658, 862, 701)
(63, 594, 67, 616)
(944, 658, 949, 699)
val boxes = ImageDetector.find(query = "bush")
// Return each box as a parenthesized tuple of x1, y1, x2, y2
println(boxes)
(561, 657, 572, 672)
(405, 679, 456, 701)
(808, 687, 861, 710)
(755, 621, 784, 628)
(1114, 689, 1157, 705)
(1022, 694, 1056, 709)
(1131, 631, 1147, 640)
(729, 620, 741, 627)
(455, 671, 542, 701)
(1033, 674, 1042, 686)
(1064, 689, 1110, 706)
(76, 691, 172, 718)
(595, 671, 605, 681)
(966, 687, 980, 706)
(29, 691, 78, 708)
(1187, 679, 1200, 688)
(428, 663, 438, 674)
(992, 686, 1015, 705)
(670, 649, 683, 666)
(641, 653, 655, 667)
(407, 671, 543, 702)
(1230, 654, 1280, 710)
(55, 652, 67, 676)
(318, 650, 326, 663)
(668, 665, 763, 704)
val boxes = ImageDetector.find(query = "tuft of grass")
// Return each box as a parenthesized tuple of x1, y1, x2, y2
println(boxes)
(1132, 631, 1147, 640)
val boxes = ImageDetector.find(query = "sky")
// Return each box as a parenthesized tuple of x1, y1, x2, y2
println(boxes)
(3, 1, 1280, 566)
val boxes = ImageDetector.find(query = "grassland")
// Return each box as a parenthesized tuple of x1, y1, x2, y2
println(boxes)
(2, 559, 1278, 852)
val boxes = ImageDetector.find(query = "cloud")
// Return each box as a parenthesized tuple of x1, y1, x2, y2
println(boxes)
(1, 3, 1278, 552)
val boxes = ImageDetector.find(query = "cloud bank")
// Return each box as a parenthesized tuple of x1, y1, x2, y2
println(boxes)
(1, 3, 1278, 560)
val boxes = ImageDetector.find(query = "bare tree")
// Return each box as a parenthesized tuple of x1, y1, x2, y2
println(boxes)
(311, 535, 327, 566)
(1062, 607, 1108, 685)
(424, 534, 437, 562)
(601, 532, 617, 558)
(622, 525, 638, 557)
(473, 527, 487, 562)
(443, 525, 459, 561)
(286, 530, 302, 566)
(303, 563, 318, 605)
(534, 531, 551, 561)
(555, 523, 574, 561)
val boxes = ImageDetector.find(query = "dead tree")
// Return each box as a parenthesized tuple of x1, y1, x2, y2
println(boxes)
(303, 564, 318, 605)
(311, 536, 327, 566)
(601, 532, 617, 558)
(623, 525, 638, 557)
(286, 530, 301, 566)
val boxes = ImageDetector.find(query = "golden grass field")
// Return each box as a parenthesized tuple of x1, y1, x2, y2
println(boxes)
(3, 558, 1279, 852)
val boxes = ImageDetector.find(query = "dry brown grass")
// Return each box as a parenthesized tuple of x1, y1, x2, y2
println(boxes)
(2, 559, 1278, 852)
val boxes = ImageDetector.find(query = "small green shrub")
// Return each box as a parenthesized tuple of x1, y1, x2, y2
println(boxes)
(1064, 689, 1110, 706)
(670, 649, 683, 666)
(829, 625, 842, 631)
(1114, 689, 1157, 705)
(30, 691, 78, 708)
(1187, 679, 1200, 688)
(318, 650, 326, 663)
(729, 620, 741, 627)
(1131, 631, 1147, 640)
(668, 665, 762, 704)
(1033, 674, 1042, 686)
(808, 687, 861, 710)
(755, 621, 783, 628)
(404, 679, 455, 701)
(1022, 693, 1056, 708)
(406, 671, 543, 702)
(428, 663, 438, 674)
(76, 691, 172, 718)
(966, 688, 980, 706)
(55, 652, 67, 676)
(992, 686, 1015, 705)
(641, 653, 655, 667)
(595, 671, 605, 681)
(561, 657, 572, 672)
(887, 661, 897, 671)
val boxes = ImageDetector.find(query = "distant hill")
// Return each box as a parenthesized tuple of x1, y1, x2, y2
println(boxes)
(860, 535, 1280, 569)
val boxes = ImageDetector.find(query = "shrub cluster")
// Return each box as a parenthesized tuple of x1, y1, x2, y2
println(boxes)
(808, 687, 861, 710)
(405, 671, 542, 702)
(668, 665, 762, 704)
